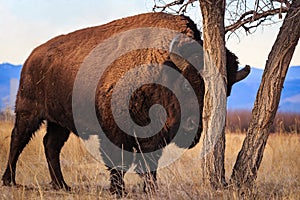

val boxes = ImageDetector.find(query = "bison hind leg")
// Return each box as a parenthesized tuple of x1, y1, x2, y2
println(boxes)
(108, 168, 127, 197)
(43, 121, 70, 191)
(2, 111, 43, 187)
(135, 153, 160, 194)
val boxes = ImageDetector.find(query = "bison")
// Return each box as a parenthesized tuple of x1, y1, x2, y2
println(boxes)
(2, 12, 250, 196)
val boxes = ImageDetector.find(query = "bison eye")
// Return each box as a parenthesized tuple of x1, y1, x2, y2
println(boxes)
(182, 80, 192, 92)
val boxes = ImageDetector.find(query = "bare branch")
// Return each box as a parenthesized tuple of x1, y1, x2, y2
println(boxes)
(153, 0, 197, 14)
(225, 7, 288, 33)
(152, 0, 292, 35)
(153, 0, 184, 12)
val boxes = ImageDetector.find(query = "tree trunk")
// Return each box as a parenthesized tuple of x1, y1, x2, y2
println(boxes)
(199, 0, 227, 189)
(231, 0, 300, 188)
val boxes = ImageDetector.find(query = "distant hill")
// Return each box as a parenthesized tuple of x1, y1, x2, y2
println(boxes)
(0, 63, 299, 112)
(228, 66, 300, 113)
(0, 63, 22, 110)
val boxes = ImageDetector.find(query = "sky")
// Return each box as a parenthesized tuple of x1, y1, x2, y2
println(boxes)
(0, 0, 299, 69)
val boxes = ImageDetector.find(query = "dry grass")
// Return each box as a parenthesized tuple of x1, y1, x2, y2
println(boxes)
(227, 110, 300, 133)
(0, 121, 299, 199)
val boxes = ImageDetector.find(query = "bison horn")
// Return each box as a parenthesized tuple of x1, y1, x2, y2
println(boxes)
(169, 53, 190, 71)
(169, 34, 204, 72)
(235, 65, 251, 83)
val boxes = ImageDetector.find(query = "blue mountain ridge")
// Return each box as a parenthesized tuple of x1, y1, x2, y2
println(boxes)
(227, 66, 300, 112)
(0, 63, 22, 110)
(0, 63, 299, 112)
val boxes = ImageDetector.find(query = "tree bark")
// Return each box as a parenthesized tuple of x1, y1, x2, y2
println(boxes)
(199, 0, 227, 189)
(231, 0, 300, 188)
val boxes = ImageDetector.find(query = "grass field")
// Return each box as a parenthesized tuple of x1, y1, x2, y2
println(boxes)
(0, 121, 299, 199)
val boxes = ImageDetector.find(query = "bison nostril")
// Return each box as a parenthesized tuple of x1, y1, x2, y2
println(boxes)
(183, 117, 198, 132)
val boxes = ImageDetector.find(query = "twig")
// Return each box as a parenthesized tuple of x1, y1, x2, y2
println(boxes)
(225, 7, 288, 33)
(153, 0, 197, 14)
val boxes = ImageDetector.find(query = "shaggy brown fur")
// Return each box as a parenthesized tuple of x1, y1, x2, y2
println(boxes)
(2, 12, 249, 196)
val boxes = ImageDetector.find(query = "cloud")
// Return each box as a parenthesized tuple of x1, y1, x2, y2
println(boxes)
(282, 94, 300, 103)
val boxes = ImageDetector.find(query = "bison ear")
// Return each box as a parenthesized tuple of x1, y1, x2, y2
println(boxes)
(235, 65, 251, 83)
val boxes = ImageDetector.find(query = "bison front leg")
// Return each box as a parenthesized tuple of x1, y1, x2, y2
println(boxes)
(136, 153, 160, 194)
(43, 122, 70, 191)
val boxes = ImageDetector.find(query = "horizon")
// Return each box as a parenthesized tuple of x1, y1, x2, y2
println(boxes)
(1, 62, 299, 113)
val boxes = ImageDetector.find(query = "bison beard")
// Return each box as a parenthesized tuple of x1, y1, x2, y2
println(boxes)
(2, 12, 250, 196)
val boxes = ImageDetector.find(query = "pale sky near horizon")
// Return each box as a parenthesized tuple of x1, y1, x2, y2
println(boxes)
(0, 0, 299, 69)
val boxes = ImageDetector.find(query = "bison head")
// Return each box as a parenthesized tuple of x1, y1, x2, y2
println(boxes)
(164, 36, 250, 148)
(168, 36, 250, 96)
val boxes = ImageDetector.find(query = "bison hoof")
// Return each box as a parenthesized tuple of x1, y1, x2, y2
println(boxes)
(2, 175, 16, 187)
(109, 186, 127, 198)
(50, 181, 71, 191)
(2, 179, 14, 187)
